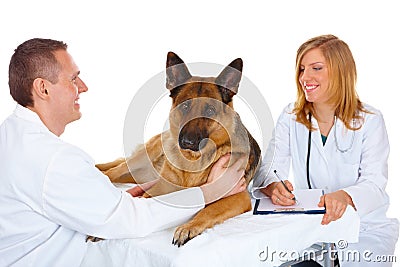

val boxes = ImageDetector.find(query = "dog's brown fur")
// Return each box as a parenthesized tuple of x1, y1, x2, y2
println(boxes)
(97, 52, 261, 246)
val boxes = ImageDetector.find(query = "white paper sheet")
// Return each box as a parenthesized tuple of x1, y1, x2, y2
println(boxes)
(255, 189, 325, 213)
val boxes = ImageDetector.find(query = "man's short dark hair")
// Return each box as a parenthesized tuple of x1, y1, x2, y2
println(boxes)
(8, 38, 68, 107)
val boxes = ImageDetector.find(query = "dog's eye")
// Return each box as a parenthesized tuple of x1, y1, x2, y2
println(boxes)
(204, 105, 216, 117)
(180, 102, 190, 114)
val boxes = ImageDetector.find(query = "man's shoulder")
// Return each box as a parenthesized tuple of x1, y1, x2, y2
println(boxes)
(1, 112, 93, 165)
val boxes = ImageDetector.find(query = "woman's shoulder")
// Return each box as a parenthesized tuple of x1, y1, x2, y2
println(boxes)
(280, 102, 296, 116)
(361, 102, 381, 113)
(277, 102, 297, 120)
(360, 102, 385, 127)
(275, 102, 297, 126)
(361, 103, 384, 118)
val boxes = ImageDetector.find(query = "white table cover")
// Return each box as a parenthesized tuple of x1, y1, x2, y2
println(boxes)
(81, 203, 359, 267)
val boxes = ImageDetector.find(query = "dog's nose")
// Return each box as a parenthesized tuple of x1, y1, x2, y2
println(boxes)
(178, 130, 208, 151)
(179, 136, 198, 151)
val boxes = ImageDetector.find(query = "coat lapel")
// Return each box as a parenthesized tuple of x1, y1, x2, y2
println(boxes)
(310, 116, 328, 164)
(308, 116, 333, 189)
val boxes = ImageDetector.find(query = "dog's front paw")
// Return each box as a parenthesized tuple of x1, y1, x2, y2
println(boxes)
(86, 235, 104, 242)
(172, 222, 206, 247)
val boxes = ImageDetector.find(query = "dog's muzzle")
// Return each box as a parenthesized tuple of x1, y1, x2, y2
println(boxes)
(178, 126, 208, 151)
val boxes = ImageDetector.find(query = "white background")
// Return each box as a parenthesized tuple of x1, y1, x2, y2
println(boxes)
(1, 0, 399, 263)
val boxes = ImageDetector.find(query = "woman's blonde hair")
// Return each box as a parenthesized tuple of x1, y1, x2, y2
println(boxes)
(293, 34, 368, 130)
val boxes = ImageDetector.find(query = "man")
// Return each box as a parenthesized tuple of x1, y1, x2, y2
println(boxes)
(0, 38, 246, 266)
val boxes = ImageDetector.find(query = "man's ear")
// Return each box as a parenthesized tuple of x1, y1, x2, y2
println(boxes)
(32, 78, 49, 100)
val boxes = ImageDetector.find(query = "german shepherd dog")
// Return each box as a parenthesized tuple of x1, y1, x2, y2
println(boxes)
(96, 52, 261, 246)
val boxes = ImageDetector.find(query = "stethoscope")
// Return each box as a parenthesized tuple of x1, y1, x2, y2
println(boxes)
(306, 113, 355, 189)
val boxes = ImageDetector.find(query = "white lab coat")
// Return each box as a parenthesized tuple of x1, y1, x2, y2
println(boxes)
(252, 102, 399, 266)
(0, 105, 205, 267)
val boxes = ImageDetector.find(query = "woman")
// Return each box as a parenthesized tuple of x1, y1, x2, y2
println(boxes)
(253, 34, 398, 266)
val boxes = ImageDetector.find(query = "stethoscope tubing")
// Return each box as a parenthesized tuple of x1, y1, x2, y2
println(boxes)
(306, 113, 355, 189)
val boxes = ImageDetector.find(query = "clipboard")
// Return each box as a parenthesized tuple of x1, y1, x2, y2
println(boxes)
(253, 189, 326, 215)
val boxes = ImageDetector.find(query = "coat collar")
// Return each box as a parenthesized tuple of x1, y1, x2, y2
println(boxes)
(14, 104, 50, 133)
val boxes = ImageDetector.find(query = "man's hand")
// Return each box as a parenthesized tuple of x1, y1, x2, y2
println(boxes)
(126, 180, 159, 197)
(200, 154, 246, 204)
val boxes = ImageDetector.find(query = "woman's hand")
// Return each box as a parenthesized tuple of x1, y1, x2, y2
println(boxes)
(260, 180, 296, 206)
(318, 190, 355, 225)
(201, 154, 246, 204)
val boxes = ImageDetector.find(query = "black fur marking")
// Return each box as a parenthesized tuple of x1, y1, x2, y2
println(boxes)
(166, 52, 192, 90)
(217, 85, 235, 104)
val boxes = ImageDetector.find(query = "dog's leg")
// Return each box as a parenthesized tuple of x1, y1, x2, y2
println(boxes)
(95, 157, 137, 183)
(142, 178, 183, 198)
(95, 158, 126, 171)
(172, 191, 251, 247)
(101, 161, 137, 183)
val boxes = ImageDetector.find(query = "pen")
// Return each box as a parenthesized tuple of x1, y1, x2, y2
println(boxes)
(273, 170, 296, 201)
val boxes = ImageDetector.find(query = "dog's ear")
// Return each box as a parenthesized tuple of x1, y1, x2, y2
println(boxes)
(216, 58, 243, 102)
(166, 52, 192, 90)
